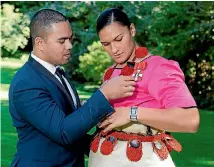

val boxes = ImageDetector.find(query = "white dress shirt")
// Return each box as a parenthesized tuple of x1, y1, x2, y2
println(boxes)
(31, 52, 77, 108)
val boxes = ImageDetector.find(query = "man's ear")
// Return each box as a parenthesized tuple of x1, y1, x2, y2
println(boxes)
(34, 37, 45, 51)
(130, 23, 136, 37)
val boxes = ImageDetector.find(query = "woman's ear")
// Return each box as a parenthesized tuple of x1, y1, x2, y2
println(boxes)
(130, 23, 136, 37)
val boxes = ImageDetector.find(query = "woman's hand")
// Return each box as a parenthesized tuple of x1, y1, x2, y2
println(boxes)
(99, 107, 131, 132)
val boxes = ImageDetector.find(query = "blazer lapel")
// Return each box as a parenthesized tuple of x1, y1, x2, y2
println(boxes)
(27, 56, 76, 110)
(65, 73, 81, 108)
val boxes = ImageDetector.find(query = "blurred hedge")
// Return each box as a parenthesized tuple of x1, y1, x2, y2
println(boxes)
(76, 41, 113, 84)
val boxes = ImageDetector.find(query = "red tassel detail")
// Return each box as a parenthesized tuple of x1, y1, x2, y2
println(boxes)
(138, 61, 148, 71)
(164, 136, 182, 152)
(103, 47, 149, 81)
(152, 140, 168, 160)
(134, 62, 147, 72)
(103, 68, 114, 81)
(126, 140, 143, 162)
(100, 136, 117, 155)
(135, 47, 149, 58)
(90, 135, 101, 153)
(165, 143, 174, 153)
(120, 65, 135, 76)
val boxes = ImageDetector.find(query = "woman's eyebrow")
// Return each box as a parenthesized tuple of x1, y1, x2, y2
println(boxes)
(100, 33, 123, 43)
(114, 33, 123, 40)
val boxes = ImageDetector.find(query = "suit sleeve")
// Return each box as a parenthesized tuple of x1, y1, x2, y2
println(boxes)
(13, 80, 113, 146)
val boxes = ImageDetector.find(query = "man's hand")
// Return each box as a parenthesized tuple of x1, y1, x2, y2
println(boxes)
(99, 107, 131, 132)
(100, 76, 135, 100)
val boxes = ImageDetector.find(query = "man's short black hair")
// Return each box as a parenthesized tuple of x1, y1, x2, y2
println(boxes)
(30, 9, 68, 45)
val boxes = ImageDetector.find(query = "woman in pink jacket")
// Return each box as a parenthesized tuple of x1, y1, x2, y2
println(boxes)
(89, 8, 200, 167)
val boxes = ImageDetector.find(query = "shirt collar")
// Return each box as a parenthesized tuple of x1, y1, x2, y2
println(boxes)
(31, 52, 57, 75)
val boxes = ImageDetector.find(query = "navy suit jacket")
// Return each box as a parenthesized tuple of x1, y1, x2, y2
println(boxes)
(9, 56, 113, 167)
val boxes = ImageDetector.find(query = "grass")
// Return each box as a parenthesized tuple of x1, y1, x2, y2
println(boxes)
(171, 111, 214, 167)
(1, 58, 214, 167)
(1, 101, 18, 166)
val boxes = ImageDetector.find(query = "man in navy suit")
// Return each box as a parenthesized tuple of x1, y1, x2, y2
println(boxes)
(9, 9, 135, 167)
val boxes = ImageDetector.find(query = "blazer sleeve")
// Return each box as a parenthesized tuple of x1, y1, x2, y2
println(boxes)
(13, 80, 113, 146)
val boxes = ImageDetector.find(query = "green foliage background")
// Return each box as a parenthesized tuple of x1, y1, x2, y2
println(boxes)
(1, 1, 213, 109)
(77, 41, 113, 83)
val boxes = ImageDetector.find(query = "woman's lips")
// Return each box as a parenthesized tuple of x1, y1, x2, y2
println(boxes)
(114, 53, 123, 58)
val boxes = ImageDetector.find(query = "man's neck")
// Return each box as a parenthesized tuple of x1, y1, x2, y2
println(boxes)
(31, 51, 57, 75)
(32, 49, 45, 61)
(32, 49, 56, 67)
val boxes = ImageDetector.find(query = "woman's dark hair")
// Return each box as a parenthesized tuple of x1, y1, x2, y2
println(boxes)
(96, 8, 131, 34)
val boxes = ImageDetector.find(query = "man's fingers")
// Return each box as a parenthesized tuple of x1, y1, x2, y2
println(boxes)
(122, 86, 135, 95)
(125, 86, 135, 92)
(123, 76, 135, 81)
(123, 92, 134, 97)
(124, 80, 136, 86)
(118, 86, 135, 98)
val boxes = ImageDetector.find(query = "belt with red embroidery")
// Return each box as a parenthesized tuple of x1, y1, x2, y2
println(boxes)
(90, 131, 182, 162)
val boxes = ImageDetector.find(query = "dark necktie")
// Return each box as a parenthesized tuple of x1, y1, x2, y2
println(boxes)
(55, 67, 73, 100)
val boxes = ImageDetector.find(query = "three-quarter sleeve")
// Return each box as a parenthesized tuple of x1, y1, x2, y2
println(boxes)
(148, 58, 197, 108)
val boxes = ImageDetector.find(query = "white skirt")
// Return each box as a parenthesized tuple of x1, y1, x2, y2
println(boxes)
(88, 138, 175, 167)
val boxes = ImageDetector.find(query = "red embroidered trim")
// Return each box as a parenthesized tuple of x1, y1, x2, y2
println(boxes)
(103, 68, 114, 81)
(90, 134, 100, 153)
(135, 47, 149, 58)
(90, 131, 182, 161)
(164, 137, 182, 152)
(152, 140, 169, 160)
(100, 136, 117, 155)
(135, 61, 147, 71)
(120, 65, 135, 76)
(126, 139, 143, 162)
(103, 47, 149, 82)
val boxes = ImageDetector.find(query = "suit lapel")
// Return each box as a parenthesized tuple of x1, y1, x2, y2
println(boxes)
(27, 56, 76, 110)
(64, 73, 81, 108)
